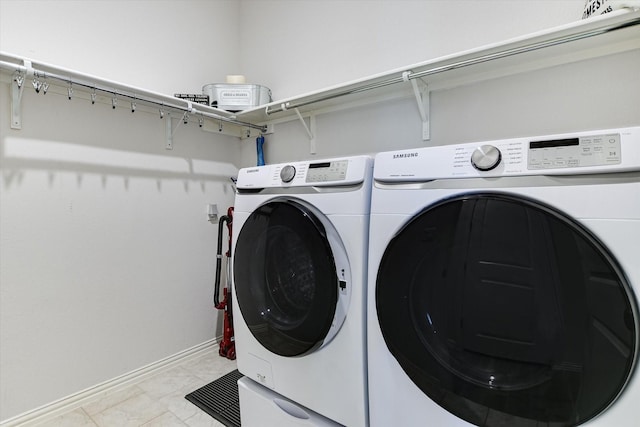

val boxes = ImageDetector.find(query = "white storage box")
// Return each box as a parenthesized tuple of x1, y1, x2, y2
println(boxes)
(202, 83, 271, 112)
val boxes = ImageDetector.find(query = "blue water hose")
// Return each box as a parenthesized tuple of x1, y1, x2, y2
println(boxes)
(256, 135, 265, 166)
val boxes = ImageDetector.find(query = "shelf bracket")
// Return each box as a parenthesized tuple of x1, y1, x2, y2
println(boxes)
(11, 71, 26, 129)
(294, 108, 317, 154)
(403, 71, 430, 141)
(165, 112, 173, 150)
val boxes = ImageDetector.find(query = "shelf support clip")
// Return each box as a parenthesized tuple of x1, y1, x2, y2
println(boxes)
(403, 71, 430, 141)
(294, 108, 317, 154)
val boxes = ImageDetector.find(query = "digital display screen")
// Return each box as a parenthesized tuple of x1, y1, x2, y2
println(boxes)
(309, 162, 331, 169)
(530, 138, 579, 149)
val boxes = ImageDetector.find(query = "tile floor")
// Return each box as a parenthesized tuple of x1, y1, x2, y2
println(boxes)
(35, 348, 237, 427)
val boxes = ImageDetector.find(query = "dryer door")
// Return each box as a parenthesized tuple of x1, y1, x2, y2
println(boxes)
(234, 198, 341, 357)
(376, 193, 637, 426)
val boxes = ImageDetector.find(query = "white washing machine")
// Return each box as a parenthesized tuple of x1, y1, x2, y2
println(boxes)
(367, 127, 640, 426)
(232, 156, 372, 427)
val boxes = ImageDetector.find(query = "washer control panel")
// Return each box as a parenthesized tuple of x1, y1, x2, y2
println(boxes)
(236, 156, 371, 189)
(527, 133, 621, 170)
(274, 160, 349, 184)
(305, 160, 348, 183)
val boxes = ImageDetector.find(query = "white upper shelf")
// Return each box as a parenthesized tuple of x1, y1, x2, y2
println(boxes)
(235, 8, 640, 125)
(0, 51, 267, 136)
(2, 9, 638, 138)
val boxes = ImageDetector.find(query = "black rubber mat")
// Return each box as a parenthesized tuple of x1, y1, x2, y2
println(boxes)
(185, 369, 243, 427)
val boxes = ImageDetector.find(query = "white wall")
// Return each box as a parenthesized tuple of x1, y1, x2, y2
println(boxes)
(239, 0, 585, 99)
(236, 0, 639, 167)
(0, 0, 241, 95)
(0, 0, 241, 421)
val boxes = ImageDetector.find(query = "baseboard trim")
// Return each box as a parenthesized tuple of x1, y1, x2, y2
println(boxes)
(0, 338, 219, 427)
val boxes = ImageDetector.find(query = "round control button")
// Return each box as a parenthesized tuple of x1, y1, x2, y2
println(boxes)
(471, 145, 502, 171)
(280, 165, 296, 182)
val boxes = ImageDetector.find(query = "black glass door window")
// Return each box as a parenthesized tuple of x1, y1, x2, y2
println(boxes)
(234, 199, 338, 357)
(376, 193, 637, 426)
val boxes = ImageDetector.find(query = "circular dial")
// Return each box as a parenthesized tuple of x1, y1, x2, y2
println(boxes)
(471, 145, 502, 171)
(280, 165, 296, 182)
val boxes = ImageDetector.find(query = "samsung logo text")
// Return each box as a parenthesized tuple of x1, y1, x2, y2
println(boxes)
(393, 152, 419, 159)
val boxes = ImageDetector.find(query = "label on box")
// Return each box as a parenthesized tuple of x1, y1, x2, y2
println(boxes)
(219, 90, 251, 106)
(173, 94, 210, 105)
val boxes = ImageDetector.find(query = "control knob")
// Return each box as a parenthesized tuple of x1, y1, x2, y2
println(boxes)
(471, 145, 502, 171)
(280, 165, 296, 183)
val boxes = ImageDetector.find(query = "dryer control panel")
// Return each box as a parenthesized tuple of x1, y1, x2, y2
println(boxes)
(374, 126, 640, 182)
(527, 133, 621, 170)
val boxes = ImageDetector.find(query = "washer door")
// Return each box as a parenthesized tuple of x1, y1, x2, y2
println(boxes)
(376, 193, 637, 426)
(234, 198, 345, 357)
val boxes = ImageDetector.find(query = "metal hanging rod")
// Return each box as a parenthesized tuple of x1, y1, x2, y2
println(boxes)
(0, 54, 267, 133)
(265, 11, 640, 115)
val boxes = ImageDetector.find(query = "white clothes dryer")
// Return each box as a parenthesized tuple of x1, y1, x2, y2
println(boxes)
(367, 127, 640, 426)
(232, 156, 372, 427)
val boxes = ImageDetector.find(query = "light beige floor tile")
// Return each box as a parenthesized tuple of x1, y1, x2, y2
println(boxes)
(91, 393, 166, 427)
(82, 385, 145, 416)
(158, 377, 213, 421)
(183, 411, 227, 427)
(137, 366, 207, 400)
(34, 347, 237, 427)
(181, 352, 237, 383)
(35, 408, 97, 426)
(141, 411, 188, 426)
